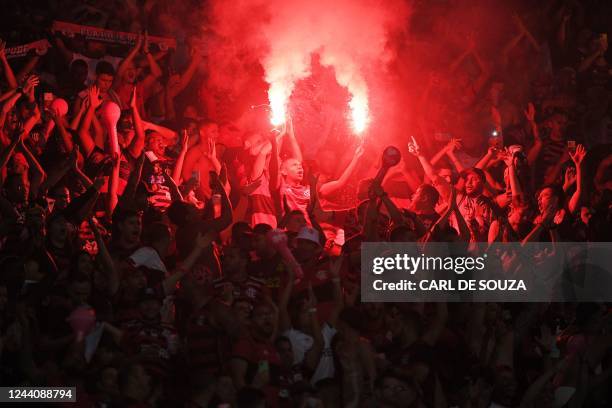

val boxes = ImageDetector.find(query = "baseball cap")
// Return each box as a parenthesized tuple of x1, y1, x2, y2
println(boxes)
(296, 227, 321, 247)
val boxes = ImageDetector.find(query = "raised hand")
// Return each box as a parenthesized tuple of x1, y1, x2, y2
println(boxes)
(180, 129, 190, 153)
(129, 86, 138, 109)
(407, 135, 420, 155)
(206, 137, 216, 159)
(23, 75, 40, 94)
(446, 138, 462, 152)
(524, 102, 536, 122)
(569, 144, 586, 167)
(563, 166, 576, 189)
(88, 85, 103, 109)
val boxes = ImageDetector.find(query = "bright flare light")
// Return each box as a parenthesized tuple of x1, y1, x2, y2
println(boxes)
(349, 95, 369, 135)
(268, 84, 287, 126)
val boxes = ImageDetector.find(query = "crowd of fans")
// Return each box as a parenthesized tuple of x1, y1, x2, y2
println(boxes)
(1, 0, 612, 407)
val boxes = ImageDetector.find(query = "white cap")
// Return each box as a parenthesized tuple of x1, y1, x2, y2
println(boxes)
(296, 227, 321, 247)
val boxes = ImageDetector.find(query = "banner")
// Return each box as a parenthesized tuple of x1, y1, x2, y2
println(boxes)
(51, 21, 177, 51)
(5, 39, 52, 59)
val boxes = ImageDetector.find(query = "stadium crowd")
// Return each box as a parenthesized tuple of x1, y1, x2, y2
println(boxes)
(0, 0, 611, 407)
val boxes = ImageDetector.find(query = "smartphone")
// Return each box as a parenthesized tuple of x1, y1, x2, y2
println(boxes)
(567, 140, 576, 153)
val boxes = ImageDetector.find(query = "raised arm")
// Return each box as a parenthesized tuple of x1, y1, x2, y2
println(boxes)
(409, 136, 437, 183)
(140, 32, 163, 89)
(163, 232, 213, 295)
(319, 144, 364, 198)
(18, 139, 46, 200)
(283, 116, 302, 162)
(168, 48, 201, 98)
(115, 34, 143, 83)
(567, 144, 586, 214)
(127, 88, 145, 158)
(0, 133, 21, 172)
(77, 86, 103, 158)
(0, 40, 18, 89)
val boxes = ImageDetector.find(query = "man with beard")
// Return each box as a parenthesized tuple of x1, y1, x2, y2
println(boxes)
(230, 302, 282, 406)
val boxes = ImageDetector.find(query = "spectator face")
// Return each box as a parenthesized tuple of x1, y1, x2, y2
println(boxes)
(286, 212, 307, 233)
(199, 123, 219, 143)
(4, 109, 19, 133)
(282, 158, 304, 183)
(537, 188, 559, 214)
(51, 187, 71, 211)
(6, 175, 29, 204)
(147, 132, 166, 157)
(377, 376, 417, 407)
(251, 304, 275, 338)
(118, 215, 142, 245)
(252, 233, 271, 256)
(96, 73, 114, 93)
(122, 62, 138, 84)
(276, 338, 294, 368)
(438, 168, 453, 184)
(125, 267, 147, 291)
(139, 298, 161, 321)
(244, 132, 266, 156)
(411, 185, 435, 211)
(464, 174, 483, 196)
(221, 247, 247, 276)
(10, 153, 29, 175)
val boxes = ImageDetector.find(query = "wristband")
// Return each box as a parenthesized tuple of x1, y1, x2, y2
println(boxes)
(308, 307, 317, 314)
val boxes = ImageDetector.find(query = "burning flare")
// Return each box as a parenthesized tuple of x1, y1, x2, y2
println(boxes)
(268, 84, 287, 126)
(349, 94, 369, 135)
